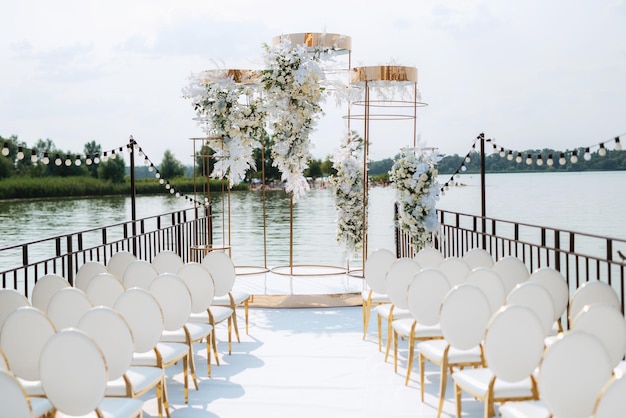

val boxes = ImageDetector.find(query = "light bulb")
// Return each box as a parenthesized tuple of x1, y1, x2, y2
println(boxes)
(547, 155, 553, 166)
(148, 164, 154, 172)
(559, 153, 566, 165)
(55, 154, 62, 166)
(515, 153, 522, 163)
(1, 143, 8, 156)
(499, 148, 505, 158)
(598, 144, 606, 156)
(144, 157, 149, 165)
(93, 156, 100, 164)
(536, 155, 543, 166)
(465, 156, 471, 163)
(155, 172, 160, 179)
(159, 179, 164, 184)
(584, 148, 591, 161)
(86, 157, 92, 165)
(42, 153, 50, 165)
(65, 158, 72, 166)
(461, 165, 467, 172)
(165, 182, 171, 189)
(571, 151, 578, 163)
(75, 157, 81, 166)
(169, 188, 175, 194)
(17, 147, 24, 160)
(102, 152, 108, 162)
(615, 138, 622, 151)
(30, 150, 38, 163)
(507, 151, 513, 161)
(525, 155, 532, 165)
(176, 192, 181, 198)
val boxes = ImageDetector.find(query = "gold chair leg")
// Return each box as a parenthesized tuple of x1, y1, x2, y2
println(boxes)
(420, 353, 426, 401)
(393, 331, 399, 373)
(437, 356, 449, 418)
(244, 299, 249, 335)
(454, 383, 462, 418)
(384, 315, 393, 362)
(405, 333, 415, 386)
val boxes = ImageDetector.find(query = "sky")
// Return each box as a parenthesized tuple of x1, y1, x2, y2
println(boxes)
(1, 0, 625, 165)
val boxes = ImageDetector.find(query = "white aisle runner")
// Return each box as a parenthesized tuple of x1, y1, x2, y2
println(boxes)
(141, 306, 484, 418)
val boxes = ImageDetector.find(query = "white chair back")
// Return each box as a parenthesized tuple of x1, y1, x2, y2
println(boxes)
(465, 267, 506, 313)
(0, 289, 30, 330)
(572, 303, 626, 369)
(437, 257, 471, 286)
(593, 374, 626, 418)
(484, 305, 545, 383)
(201, 251, 236, 297)
(149, 273, 192, 331)
(0, 307, 56, 381)
(440, 283, 492, 350)
(407, 268, 450, 326)
(506, 281, 555, 336)
(46, 287, 92, 330)
(529, 266, 569, 324)
(114, 288, 163, 353)
(85, 272, 126, 308)
(106, 251, 137, 279)
(123, 259, 159, 289)
(31, 274, 70, 311)
(492, 256, 529, 295)
(413, 247, 444, 269)
(152, 250, 185, 274)
(462, 247, 494, 269)
(77, 306, 134, 381)
(75, 261, 108, 291)
(363, 248, 396, 294)
(569, 280, 621, 323)
(177, 262, 216, 313)
(0, 369, 53, 418)
(40, 328, 107, 415)
(384, 258, 421, 310)
(539, 330, 613, 418)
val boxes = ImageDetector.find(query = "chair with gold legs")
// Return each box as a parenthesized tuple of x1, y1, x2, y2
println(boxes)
(360, 248, 396, 343)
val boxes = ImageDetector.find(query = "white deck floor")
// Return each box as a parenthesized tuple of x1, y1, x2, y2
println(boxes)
(140, 268, 485, 418)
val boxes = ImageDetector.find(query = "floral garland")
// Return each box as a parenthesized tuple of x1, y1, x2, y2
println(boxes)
(260, 38, 327, 201)
(329, 131, 365, 257)
(182, 71, 265, 187)
(389, 147, 441, 252)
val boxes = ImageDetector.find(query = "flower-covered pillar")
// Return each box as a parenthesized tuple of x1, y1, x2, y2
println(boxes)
(348, 66, 428, 271)
(183, 69, 265, 259)
(263, 32, 351, 275)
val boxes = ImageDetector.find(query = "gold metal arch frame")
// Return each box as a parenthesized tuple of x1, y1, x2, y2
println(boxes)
(265, 32, 353, 277)
(345, 65, 428, 276)
(188, 69, 269, 273)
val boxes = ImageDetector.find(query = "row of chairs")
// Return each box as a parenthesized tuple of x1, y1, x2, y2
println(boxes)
(360, 247, 626, 417)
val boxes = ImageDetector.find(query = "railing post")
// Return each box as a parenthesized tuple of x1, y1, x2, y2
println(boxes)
(129, 135, 137, 256)
(480, 133, 487, 250)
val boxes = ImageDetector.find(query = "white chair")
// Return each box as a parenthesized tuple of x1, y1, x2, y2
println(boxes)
(45, 287, 92, 330)
(0, 288, 30, 330)
(115, 287, 192, 404)
(177, 262, 216, 375)
(417, 283, 492, 418)
(501, 330, 613, 418)
(506, 281, 555, 337)
(452, 305, 545, 418)
(376, 258, 420, 358)
(39, 328, 143, 417)
(391, 268, 448, 385)
(0, 306, 57, 397)
(569, 280, 621, 325)
(107, 250, 137, 279)
(492, 255, 529, 295)
(465, 267, 506, 313)
(201, 251, 250, 338)
(413, 246, 444, 268)
(0, 369, 55, 418)
(78, 306, 169, 418)
(85, 272, 126, 307)
(571, 303, 626, 371)
(437, 256, 471, 286)
(528, 266, 569, 333)
(123, 259, 159, 289)
(593, 374, 626, 418)
(462, 247, 494, 269)
(360, 248, 396, 341)
(75, 260, 108, 291)
(30, 273, 70, 312)
(152, 250, 185, 274)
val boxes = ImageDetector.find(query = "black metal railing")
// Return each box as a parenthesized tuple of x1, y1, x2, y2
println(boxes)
(0, 206, 211, 298)
(396, 209, 626, 322)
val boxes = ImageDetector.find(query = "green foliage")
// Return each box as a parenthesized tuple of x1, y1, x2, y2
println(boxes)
(98, 154, 126, 183)
(160, 150, 185, 179)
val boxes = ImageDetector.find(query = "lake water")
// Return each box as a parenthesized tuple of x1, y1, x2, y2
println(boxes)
(1, 171, 624, 269)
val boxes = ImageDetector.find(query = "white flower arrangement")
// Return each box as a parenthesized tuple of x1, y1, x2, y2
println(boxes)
(182, 70, 265, 187)
(329, 131, 365, 257)
(260, 38, 328, 201)
(389, 147, 441, 252)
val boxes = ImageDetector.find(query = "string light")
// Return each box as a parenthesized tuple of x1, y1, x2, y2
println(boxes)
(584, 147, 591, 161)
(465, 155, 471, 163)
(525, 154, 532, 165)
(536, 155, 544, 166)
(42, 152, 50, 165)
(16, 147, 24, 160)
(515, 152, 522, 163)
(55, 154, 62, 166)
(75, 156, 82, 166)
(102, 151, 108, 162)
(598, 143, 607, 156)
(507, 150, 513, 161)
(1, 143, 8, 156)
(64, 156, 72, 166)
(85, 155, 93, 165)
(571, 150, 578, 163)
(93, 154, 100, 164)
(616, 138, 622, 151)
(30, 150, 38, 163)
(559, 153, 566, 165)
(547, 154, 554, 166)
